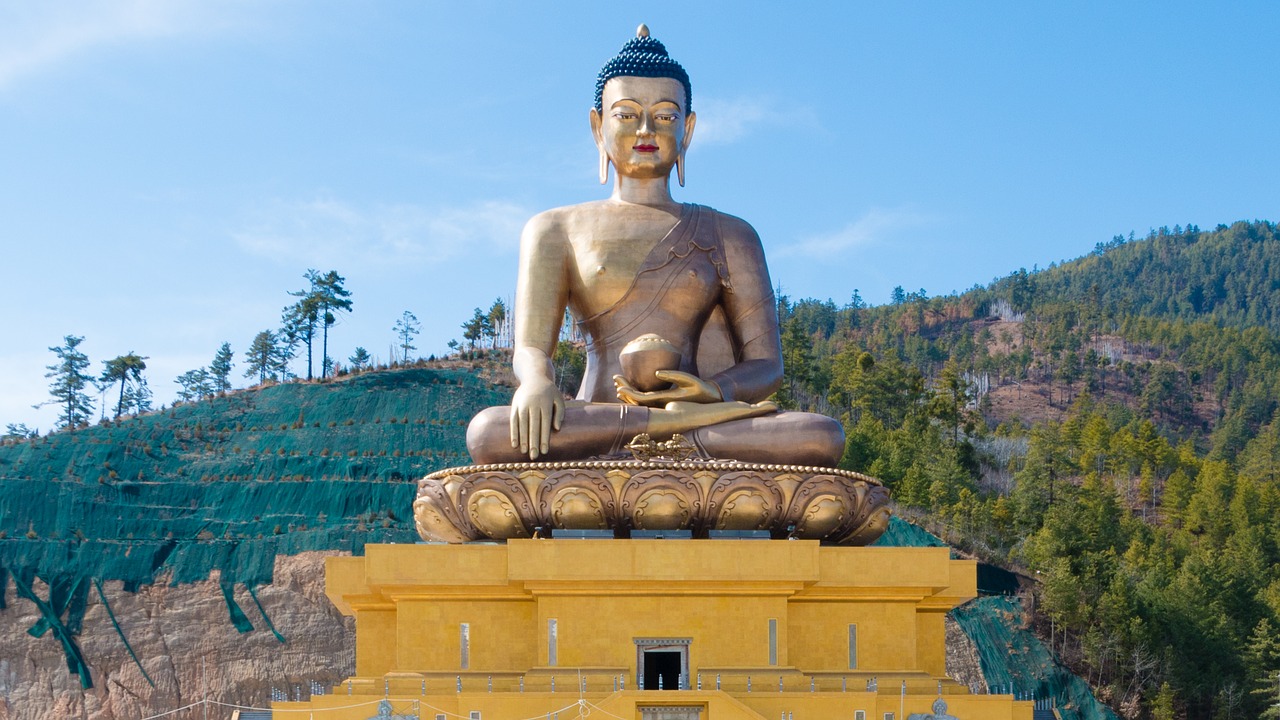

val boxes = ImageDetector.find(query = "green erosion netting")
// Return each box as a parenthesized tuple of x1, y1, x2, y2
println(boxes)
(0, 367, 511, 687)
(876, 517, 1116, 720)
(952, 596, 1120, 720)
(870, 515, 949, 548)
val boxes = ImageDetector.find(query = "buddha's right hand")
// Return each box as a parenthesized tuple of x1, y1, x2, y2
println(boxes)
(509, 380, 564, 460)
(614, 371, 721, 407)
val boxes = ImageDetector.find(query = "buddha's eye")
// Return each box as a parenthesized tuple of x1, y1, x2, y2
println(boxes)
(613, 111, 637, 121)
(655, 113, 677, 123)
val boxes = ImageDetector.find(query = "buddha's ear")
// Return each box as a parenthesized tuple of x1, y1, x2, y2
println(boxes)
(677, 111, 696, 187)
(589, 108, 609, 185)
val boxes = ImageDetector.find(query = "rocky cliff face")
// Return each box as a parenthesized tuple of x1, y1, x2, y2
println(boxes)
(945, 614, 988, 693)
(0, 552, 353, 720)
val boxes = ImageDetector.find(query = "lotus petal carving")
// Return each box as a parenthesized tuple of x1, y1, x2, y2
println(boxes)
(416, 460, 890, 545)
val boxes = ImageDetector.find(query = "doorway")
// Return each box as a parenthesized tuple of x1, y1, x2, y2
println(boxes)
(643, 650, 682, 690)
(635, 638, 690, 690)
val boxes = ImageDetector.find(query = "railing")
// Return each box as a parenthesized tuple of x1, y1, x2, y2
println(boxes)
(339, 671, 633, 696)
(309, 672, 1052, 697)
(691, 673, 976, 696)
(292, 671, 1053, 706)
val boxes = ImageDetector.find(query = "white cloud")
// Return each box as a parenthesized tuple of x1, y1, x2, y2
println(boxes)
(778, 208, 930, 259)
(693, 97, 771, 146)
(692, 96, 819, 146)
(232, 197, 531, 269)
(0, 0, 248, 90)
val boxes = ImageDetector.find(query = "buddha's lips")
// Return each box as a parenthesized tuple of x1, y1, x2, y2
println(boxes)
(634, 144, 659, 152)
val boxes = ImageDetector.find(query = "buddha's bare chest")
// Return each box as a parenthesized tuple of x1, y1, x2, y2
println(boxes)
(567, 215, 681, 308)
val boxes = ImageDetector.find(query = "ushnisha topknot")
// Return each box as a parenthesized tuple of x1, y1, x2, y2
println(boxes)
(594, 23, 692, 113)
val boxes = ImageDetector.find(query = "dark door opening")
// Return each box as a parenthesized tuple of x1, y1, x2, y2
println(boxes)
(643, 650, 682, 690)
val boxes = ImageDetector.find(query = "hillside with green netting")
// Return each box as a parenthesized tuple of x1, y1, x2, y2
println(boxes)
(0, 366, 510, 686)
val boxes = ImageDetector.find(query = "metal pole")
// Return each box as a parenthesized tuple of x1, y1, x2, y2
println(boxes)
(202, 656, 208, 720)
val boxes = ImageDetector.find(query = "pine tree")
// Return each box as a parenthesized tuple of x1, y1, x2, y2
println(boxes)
(282, 269, 355, 380)
(174, 368, 214, 402)
(39, 335, 94, 429)
(283, 290, 320, 380)
(1162, 468, 1194, 528)
(393, 311, 419, 363)
(348, 347, 371, 371)
(3, 423, 37, 440)
(98, 352, 148, 419)
(1245, 618, 1280, 718)
(487, 298, 508, 349)
(777, 316, 814, 410)
(313, 270, 353, 378)
(1151, 682, 1177, 720)
(462, 307, 490, 356)
(244, 330, 279, 385)
(928, 358, 971, 445)
(126, 377, 153, 414)
(210, 342, 234, 394)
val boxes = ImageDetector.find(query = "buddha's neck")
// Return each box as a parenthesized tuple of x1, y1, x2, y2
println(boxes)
(611, 175, 678, 208)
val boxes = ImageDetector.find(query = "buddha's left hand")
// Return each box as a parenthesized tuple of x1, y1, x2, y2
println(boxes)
(613, 370, 721, 407)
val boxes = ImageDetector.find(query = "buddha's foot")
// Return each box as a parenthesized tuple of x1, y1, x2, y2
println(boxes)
(646, 399, 778, 438)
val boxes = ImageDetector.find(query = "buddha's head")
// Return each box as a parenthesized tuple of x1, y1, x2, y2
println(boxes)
(590, 25, 697, 186)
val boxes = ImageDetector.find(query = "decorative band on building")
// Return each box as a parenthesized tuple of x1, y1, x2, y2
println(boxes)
(633, 637, 691, 646)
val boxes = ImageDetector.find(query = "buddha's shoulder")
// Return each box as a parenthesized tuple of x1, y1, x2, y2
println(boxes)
(521, 201, 614, 236)
(697, 205, 763, 246)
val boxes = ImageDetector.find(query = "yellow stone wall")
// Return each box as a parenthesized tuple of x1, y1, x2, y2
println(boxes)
(281, 540, 1031, 719)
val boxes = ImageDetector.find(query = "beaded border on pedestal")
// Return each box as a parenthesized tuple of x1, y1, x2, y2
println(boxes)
(424, 460, 882, 485)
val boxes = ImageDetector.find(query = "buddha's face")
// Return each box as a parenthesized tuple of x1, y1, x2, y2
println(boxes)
(591, 76, 696, 181)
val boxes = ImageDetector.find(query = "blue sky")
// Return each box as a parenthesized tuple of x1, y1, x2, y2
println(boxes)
(3, 1, 1278, 432)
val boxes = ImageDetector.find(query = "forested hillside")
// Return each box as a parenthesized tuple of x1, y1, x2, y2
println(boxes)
(1001, 220, 1280, 334)
(778, 220, 1280, 720)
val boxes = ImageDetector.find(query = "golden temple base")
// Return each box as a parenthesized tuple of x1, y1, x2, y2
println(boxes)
(273, 540, 1032, 719)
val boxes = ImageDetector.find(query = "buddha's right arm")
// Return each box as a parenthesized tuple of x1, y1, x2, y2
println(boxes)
(509, 212, 572, 459)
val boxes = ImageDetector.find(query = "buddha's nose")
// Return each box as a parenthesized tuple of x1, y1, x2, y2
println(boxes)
(638, 113, 655, 136)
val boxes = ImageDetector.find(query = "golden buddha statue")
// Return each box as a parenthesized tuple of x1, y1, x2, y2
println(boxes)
(465, 24, 845, 468)
(416, 27, 888, 546)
